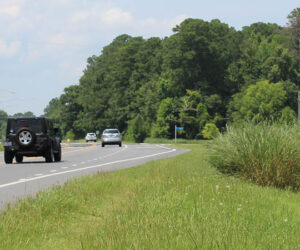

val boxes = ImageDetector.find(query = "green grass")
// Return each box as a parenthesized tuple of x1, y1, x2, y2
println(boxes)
(144, 137, 203, 144)
(0, 142, 300, 249)
(210, 122, 300, 191)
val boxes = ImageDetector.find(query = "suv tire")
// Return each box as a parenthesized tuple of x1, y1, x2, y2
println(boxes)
(45, 146, 54, 162)
(54, 146, 62, 162)
(4, 149, 14, 164)
(15, 155, 23, 163)
(17, 128, 35, 148)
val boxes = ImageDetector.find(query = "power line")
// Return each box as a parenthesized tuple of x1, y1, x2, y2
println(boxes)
(0, 89, 16, 94)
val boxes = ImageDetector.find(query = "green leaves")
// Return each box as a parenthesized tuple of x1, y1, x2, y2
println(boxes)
(42, 14, 300, 141)
(230, 80, 295, 123)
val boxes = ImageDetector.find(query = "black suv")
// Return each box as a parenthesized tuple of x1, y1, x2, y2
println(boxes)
(4, 117, 61, 164)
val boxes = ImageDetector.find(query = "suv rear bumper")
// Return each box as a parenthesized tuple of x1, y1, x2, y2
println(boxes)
(5, 138, 50, 156)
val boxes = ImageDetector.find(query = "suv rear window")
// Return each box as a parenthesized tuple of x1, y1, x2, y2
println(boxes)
(9, 119, 43, 133)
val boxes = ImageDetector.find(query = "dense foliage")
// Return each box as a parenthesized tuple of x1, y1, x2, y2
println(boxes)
(210, 122, 300, 190)
(41, 9, 300, 140)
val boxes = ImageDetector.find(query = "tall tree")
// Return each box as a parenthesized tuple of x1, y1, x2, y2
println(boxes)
(287, 8, 300, 72)
(12, 111, 35, 117)
(229, 80, 295, 122)
(0, 110, 8, 139)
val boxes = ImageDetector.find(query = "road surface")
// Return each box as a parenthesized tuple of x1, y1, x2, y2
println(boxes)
(0, 143, 188, 212)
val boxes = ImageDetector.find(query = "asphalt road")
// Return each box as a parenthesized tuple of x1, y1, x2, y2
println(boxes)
(0, 143, 188, 212)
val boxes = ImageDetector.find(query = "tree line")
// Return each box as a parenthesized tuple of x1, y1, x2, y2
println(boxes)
(1, 8, 300, 142)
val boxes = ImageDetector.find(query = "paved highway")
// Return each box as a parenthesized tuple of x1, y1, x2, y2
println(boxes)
(0, 143, 188, 211)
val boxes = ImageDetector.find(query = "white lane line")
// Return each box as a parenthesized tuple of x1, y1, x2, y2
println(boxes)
(135, 147, 158, 149)
(100, 145, 128, 160)
(50, 170, 57, 173)
(72, 164, 77, 167)
(63, 147, 85, 148)
(34, 174, 43, 177)
(0, 147, 176, 189)
(156, 144, 174, 150)
(61, 167, 68, 169)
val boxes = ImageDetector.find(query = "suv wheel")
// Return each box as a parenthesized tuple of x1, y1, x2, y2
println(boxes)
(54, 146, 61, 162)
(119, 142, 122, 147)
(4, 149, 14, 164)
(17, 128, 35, 148)
(15, 155, 23, 163)
(45, 146, 54, 162)
(102, 143, 105, 147)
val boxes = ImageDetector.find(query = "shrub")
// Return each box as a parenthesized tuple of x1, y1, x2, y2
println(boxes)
(210, 122, 300, 190)
(64, 130, 75, 141)
(126, 115, 148, 143)
(201, 123, 219, 139)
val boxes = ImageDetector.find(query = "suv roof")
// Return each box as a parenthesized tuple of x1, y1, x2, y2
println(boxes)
(6, 117, 52, 134)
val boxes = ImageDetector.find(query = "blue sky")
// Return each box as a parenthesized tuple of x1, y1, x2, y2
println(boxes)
(0, 0, 298, 116)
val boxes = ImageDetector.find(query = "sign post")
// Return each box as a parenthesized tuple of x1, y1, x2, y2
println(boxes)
(175, 125, 177, 144)
(175, 126, 184, 143)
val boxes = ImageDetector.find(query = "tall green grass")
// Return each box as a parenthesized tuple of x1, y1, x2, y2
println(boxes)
(144, 137, 203, 144)
(0, 143, 300, 249)
(210, 122, 300, 190)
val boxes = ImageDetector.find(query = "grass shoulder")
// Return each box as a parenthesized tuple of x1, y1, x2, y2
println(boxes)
(0, 142, 299, 249)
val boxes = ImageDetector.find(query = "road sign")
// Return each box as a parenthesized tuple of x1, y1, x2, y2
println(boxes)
(175, 126, 184, 143)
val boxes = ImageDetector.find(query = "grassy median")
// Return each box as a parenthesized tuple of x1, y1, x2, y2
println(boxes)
(0, 142, 300, 249)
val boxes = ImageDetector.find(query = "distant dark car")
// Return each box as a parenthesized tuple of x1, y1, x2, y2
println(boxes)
(101, 128, 122, 147)
(3, 117, 61, 164)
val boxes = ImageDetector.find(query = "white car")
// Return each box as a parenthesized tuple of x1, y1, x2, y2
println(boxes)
(85, 133, 97, 142)
(101, 129, 122, 147)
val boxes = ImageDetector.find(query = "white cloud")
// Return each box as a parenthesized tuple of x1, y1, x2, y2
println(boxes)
(49, 33, 66, 45)
(0, 4, 20, 18)
(100, 8, 132, 25)
(162, 14, 187, 30)
(0, 39, 21, 58)
(48, 0, 71, 6)
(134, 14, 187, 38)
(71, 10, 91, 22)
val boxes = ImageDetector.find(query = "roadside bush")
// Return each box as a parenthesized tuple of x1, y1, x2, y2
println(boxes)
(201, 123, 219, 139)
(64, 130, 75, 141)
(210, 122, 300, 191)
(125, 115, 148, 143)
